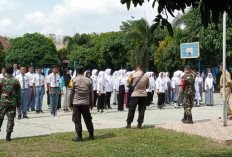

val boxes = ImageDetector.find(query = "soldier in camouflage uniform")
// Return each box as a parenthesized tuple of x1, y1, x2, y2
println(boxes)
(178, 65, 196, 124)
(0, 65, 21, 141)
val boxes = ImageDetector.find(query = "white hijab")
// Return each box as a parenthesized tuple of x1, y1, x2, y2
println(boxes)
(157, 72, 165, 85)
(165, 72, 170, 83)
(205, 73, 214, 90)
(105, 69, 112, 84)
(91, 69, 98, 79)
(97, 71, 106, 86)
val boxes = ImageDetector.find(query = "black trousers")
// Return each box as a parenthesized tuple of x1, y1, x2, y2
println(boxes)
(146, 92, 153, 106)
(47, 90, 50, 106)
(57, 94, 61, 109)
(158, 93, 165, 106)
(117, 85, 125, 111)
(97, 94, 105, 110)
(72, 105, 94, 133)
(105, 92, 112, 108)
(126, 97, 147, 124)
(93, 90, 98, 107)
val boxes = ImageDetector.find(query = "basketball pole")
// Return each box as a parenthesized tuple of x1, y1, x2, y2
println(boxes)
(222, 11, 227, 126)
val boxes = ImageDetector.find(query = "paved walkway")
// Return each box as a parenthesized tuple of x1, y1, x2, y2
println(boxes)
(155, 118, 232, 145)
(0, 93, 227, 140)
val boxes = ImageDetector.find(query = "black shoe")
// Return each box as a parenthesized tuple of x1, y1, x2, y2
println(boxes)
(6, 132, 12, 141)
(72, 132, 84, 142)
(17, 116, 21, 120)
(108, 107, 112, 109)
(113, 103, 117, 105)
(125, 123, 131, 129)
(137, 123, 142, 129)
(23, 116, 29, 119)
(72, 137, 84, 142)
(181, 114, 187, 123)
(31, 109, 35, 112)
(183, 116, 193, 124)
(89, 131, 95, 140)
(35, 110, 40, 114)
(40, 110, 44, 114)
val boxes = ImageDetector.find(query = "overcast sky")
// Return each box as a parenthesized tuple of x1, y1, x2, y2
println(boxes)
(0, 0, 176, 37)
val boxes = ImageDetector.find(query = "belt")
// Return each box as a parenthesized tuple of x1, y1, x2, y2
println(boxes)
(36, 86, 44, 87)
(220, 86, 230, 88)
(51, 87, 59, 88)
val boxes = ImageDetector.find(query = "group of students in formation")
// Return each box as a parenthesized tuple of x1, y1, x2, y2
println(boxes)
(2, 63, 215, 120)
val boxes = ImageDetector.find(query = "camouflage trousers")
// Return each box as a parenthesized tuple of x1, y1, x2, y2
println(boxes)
(182, 96, 194, 116)
(0, 105, 16, 133)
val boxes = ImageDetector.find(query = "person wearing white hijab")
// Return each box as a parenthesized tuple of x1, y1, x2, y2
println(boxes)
(194, 72, 203, 106)
(84, 70, 91, 78)
(205, 73, 214, 106)
(146, 72, 155, 106)
(116, 69, 126, 111)
(97, 71, 106, 113)
(90, 69, 98, 107)
(165, 72, 171, 104)
(104, 69, 113, 109)
(156, 72, 167, 109)
(112, 71, 118, 105)
(171, 70, 182, 108)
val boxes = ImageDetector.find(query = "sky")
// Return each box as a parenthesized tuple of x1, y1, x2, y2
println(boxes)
(0, 0, 176, 37)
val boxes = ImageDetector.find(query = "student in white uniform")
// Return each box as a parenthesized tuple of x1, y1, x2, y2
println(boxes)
(13, 63, 20, 77)
(16, 66, 30, 119)
(116, 69, 126, 111)
(171, 71, 182, 108)
(0, 67, 6, 79)
(97, 71, 106, 113)
(165, 72, 171, 104)
(194, 72, 203, 106)
(33, 67, 45, 114)
(47, 65, 61, 117)
(146, 72, 155, 106)
(90, 69, 98, 107)
(156, 72, 167, 109)
(104, 69, 113, 109)
(26, 66, 36, 112)
(205, 73, 214, 106)
(112, 71, 118, 105)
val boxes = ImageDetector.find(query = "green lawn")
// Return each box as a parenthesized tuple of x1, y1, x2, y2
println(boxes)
(0, 127, 232, 157)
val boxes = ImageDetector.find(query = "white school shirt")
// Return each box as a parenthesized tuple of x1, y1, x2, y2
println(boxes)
(156, 78, 166, 93)
(33, 74, 45, 87)
(26, 72, 36, 86)
(0, 73, 6, 79)
(47, 73, 60, 87)
(13, 69, 20, 77)
(16, 74, 30, 89)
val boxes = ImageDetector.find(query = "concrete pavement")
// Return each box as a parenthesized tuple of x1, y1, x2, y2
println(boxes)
(0, 93, 226, 140)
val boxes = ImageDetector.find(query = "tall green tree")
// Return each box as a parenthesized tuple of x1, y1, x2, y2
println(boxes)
(6, 33, 59, 67)
(121, 18, 166, 70)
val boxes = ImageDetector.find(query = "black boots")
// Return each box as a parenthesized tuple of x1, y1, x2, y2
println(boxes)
(137, 123, 142, 129)
(89, 131, 94, 140)
(125, 123, 131, 129)
(6, 132, 12, 141)
(181, 114, 187, 123)
(182, 115, 193, 124)
(72, 132, 95, 142)
(72, 132, 83, 142)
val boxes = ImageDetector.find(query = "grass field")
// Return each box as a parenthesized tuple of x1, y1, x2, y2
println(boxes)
(0, 127, 232, 157)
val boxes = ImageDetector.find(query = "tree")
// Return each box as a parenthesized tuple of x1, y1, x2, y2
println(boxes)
(121, 18, 166, 70)
(99, 32, 129, 70)
(68, 45, 96, 69)
(121, 0, 232, 35)
(6, 33, 59, 67)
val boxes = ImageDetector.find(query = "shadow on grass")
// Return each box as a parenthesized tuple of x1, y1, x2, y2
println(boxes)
(201, 151, 232, 157)
(83, 133, 117, 141)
